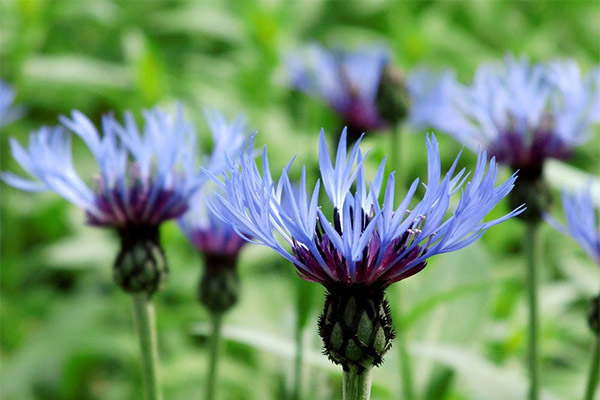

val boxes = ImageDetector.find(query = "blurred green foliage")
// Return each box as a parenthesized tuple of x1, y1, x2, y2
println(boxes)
(1, 1, 599, 399)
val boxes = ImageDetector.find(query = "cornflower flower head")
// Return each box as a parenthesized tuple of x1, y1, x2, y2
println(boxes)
(2, 105, 201, 295)
(413, 56, 600, 221)
(545, 186, 600, 334)
(287, 44, 409, 142)
(0, 80, 24, 127)
(177, 111, 248, 314)
(545, 187, 600, 264)
(209, 128, 524, 371)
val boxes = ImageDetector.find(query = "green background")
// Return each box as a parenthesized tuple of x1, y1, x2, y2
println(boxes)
(1, 1, 599, 399)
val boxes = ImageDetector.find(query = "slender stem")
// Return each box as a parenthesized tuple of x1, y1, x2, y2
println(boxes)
(525, 222, 540, 400)
(292, 323, 303, 400)
(583, 327, 600, 400)
(206, 313, 223, 400)
(395, 286, 415, 400)
(132, 293, 162, 400)
(343, 366, 373, 400)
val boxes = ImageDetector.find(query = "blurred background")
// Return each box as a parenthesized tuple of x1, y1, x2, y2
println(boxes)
(1, 1, 599, 399)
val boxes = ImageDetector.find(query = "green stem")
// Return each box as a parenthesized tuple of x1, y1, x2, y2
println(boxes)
(343, 366, 373, 400)
(583, 327, 600, 400)
(395, 286, 415, 400)
(525, 222, 540, 400)
(206, 313, 223, 400)
(132, 293, 162, 400)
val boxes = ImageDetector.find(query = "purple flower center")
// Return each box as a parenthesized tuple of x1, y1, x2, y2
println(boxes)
(292, 208, 428, 287)
(488, 113, 572, 169)
(87, 172, 189, 227)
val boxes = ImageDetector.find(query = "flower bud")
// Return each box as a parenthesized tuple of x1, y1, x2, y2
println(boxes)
(318, 284, 395, 372)
(199, 254, 240, 314)
(509, 167, 552, 223)
(376, 65, 411, 127)
(113, 225, 168, 296)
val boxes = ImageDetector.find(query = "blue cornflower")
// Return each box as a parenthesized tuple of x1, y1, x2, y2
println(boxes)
(412, 56, 600, 170)
(287, 44, 392, 139)
(0, 80, 24, 127)
(209, 129, 524, 288)
(208, 128, 523, 371)
(2, 106, 201, 228)
(545, 187, 600, 264)
(178, 111, 247, 258)
(2, 105, 202, 294)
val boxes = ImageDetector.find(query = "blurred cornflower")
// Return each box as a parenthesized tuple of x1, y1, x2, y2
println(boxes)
(178, 111, 248, 314)
(0, 80, 24, 127)
(413, 57, 600, 169)
(2, 106, 201, 295)
(412, 56, 600, 220)
(287, 44, 410, 142)
(208, 128, 523, 378)
(545, 187, 600, 264)
(545, 186, 600, 395)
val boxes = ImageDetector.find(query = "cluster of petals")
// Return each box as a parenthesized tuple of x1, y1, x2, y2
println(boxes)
(2, 106, 203, 228)
(178, 111, 248, 255)
(287, 43, 390, 132)
(208, 128, 524, 287)
(410, 56, 600, 169)
(545, 187, 600, 264)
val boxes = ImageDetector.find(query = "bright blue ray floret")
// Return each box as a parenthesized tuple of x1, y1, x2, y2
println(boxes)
(209, 128, 525, 287)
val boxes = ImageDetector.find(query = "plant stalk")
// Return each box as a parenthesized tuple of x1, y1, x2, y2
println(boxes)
(583, 324, 600, 400)
(132, 293, 163, 400)
(206, 313, 223, 400)
(525, 222, 540, 400)
(343, 366, 373, 400)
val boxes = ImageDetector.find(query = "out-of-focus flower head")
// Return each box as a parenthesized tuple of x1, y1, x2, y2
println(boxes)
(178, 111, 248, 258)
(2, 105, 201, 229)
(287, 43, 395, 141)
(209, 128, 524, 288)
(411, 56, 600, 171)
(0, 80, 24, 127)
(545, 186, 600, 264)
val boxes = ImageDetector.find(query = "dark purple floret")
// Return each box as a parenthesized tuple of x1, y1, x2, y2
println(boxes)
(186, 227, 247, 257)
(292, 208, 427, 287)
(341, 101, 388, 143)
(87, 178, 189, 228)
(488, 129, 572, 171)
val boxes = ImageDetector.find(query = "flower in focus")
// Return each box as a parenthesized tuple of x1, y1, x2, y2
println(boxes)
(2, 105, 202, 295)
(208, 128, 524, 370)
(0, 80, 24, 127)
(287, 44, 409, 141)
(177, 111, 248, 313)
(412, 56, 600, 172)
(545, 187, 600, 264)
